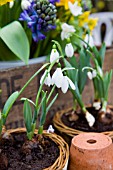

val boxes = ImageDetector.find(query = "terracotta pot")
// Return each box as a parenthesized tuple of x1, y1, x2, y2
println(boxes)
(5, 128, 69, 170)
(69, 133, 113, 170)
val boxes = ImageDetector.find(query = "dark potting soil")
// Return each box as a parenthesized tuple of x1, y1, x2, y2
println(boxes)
(0, 133, 59, 170)
(62, 107, 113, 132)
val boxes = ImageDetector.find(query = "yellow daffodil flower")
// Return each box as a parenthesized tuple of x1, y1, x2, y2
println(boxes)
(56, 0, 75, 10)
(79, 11, 90, 27)
(88, 18, 98, 31)
(0, 0, 13, 5)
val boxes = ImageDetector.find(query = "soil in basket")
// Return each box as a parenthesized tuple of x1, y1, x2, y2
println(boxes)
(0, 133, 59, 170)
(62, 107, 113, 132)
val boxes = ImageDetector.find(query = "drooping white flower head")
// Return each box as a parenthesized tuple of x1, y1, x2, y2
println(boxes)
(9, 1, 14, 8)
(61, 23, 75, 40)
(84, 34, 94, 47)
(52, 68, 76, 93)
(40, 70, 52, 87)
(68, 1, 82, 16)
(50, 49, 60, 63)
(47, 125, 54, 133)
(65, 43, 74, 58)
(87, 70, 97, 80)
(21, 0, 31, 10)
(85, 111, 95, 127)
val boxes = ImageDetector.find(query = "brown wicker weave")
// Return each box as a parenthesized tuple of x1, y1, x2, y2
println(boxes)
(7, 128, 69, 170)
(53, 107, 113, 140)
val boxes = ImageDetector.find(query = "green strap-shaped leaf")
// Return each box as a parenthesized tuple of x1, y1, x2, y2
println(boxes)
(99, 42, 106, 67)
(46, 93, 58, 113)
(23, 100, 32, 133)
(0, 21, 29, 64)
(40, 91, 47, 126)
(2, 91, 19, 118)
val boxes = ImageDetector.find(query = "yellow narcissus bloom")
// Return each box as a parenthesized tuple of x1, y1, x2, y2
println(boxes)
(88, 18, 98, 31)
(56, 0, 75, 10)
(79, 11, 90, 26)
(0, 0, 13, 5)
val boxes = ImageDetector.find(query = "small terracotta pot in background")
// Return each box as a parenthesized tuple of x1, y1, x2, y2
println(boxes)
(69, 133, 113, 170)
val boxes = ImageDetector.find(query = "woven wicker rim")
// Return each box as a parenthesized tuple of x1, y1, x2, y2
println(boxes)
(7, 128, 69, 170)
(53, 107, 113, 139)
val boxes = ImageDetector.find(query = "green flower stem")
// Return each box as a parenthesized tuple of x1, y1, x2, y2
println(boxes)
(38, 125, 43, 134)
(35, 70, 48, 108)
(71, 89, 87, 114)
(52, 40, 64, 57)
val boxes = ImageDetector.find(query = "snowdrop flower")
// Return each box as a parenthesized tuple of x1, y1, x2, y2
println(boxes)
(61, 23, 75, 40)
(68, 1, 82, 16)
(87, 70, 97, 80)
(84, 34, 94, 47)
(52, 68, 76, 93)
(47, 125, 54, 133)
(21, 0, 31, 10)
(40, 70, 52, 87)
(65, 43, 74, 58)
(50, 49, 59, 63)
(9, 1, 14, 8)
(85, 111, 95, 127)
(93, 101, 101, 110)
(61, 76, 76, 93)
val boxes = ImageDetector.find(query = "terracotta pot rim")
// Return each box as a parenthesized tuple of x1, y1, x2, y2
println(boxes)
(72, 132, 112, 150)
(6, 127, 69, 170)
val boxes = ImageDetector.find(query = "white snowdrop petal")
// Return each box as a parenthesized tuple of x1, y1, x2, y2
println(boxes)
(50, 49, 59, 63)
(65, 43, 74, 57)
(52, 68, 63, 88)
(45, 73, 52, 87)
(40, 71, 46, 84)
(84, 34, 94, 47)
(87, 71, 93, 80)
(66, 77, 76, 90)
(61, 76, 69, 93)
(85, 112, 95, 127)
(92, 70, 97, 78)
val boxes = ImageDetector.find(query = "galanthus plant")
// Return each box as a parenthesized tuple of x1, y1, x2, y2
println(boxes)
(85, 43, 113, 124)
(0, 41, 76, 139)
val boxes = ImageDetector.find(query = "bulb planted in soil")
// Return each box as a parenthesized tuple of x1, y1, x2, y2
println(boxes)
(0, 132, 60, 170)
(98, 107, 113, 124)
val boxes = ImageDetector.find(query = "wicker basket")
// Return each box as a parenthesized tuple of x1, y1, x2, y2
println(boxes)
(6, 128, 69, 170)
(53, 107, 113, 144)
